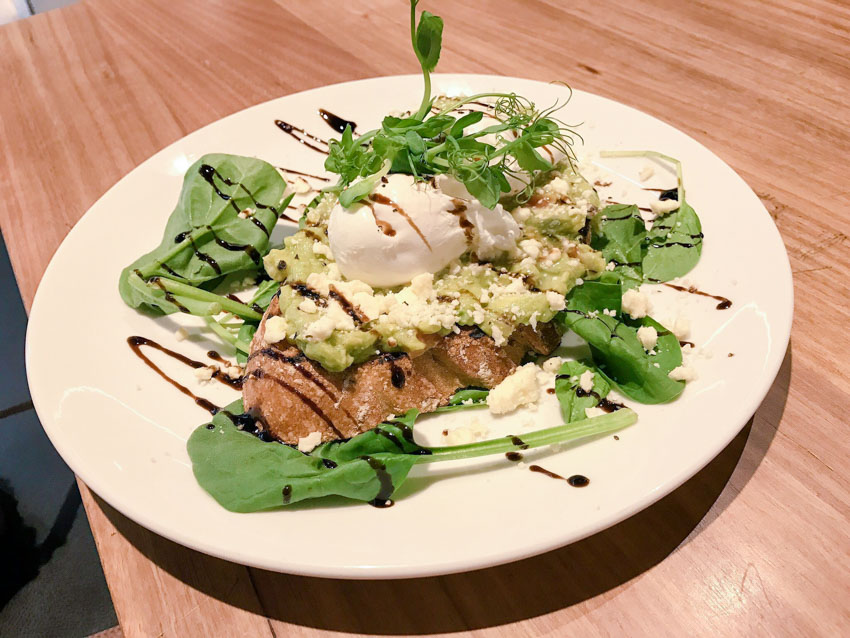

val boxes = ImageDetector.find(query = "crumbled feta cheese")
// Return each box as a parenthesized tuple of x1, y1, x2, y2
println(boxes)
(585, 406, 607, 419)
(638, 164, 655, 182)
(545, 290, 566, 311)
(291, 177, 312, 194)
(542, 357, 563, 374)
(312, 242, 333, 259)
(668, 365, 697, 382)
(670, 316, 691, 340)
(488, 363, 540, 415)
(491, 324, 506, 346)
(637, 325, 658, 351)
(622, 288, 651, 319)
(579, 370, 595, 392)
(304, 301, 355, 341)
(444, 419, 490, 445)
(298, 298, 318, 314)
(409, 272, 435, 300)
(224, 365, 242, 379)
(547, 177, 571, 197)
(194, 366, 214, 381)
(174, 327, 189, 342)
(519, 239, 542, 259)
(650, 199, 680, 214)
(263, 315, 288, 344)
(297, 431, 322, 453)
(605, 261, 616, 271)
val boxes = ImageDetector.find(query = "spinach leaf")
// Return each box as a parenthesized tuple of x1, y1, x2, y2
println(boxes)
(119, 154, 290, 315)
(554, 360, 613, 423)
(643, 199, 703, 281)
(187, 398, 637, 512)
(591, 204, 646, 288)
(559, 280, 684, 404)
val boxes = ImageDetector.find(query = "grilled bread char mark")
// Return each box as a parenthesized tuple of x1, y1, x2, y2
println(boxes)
(242, 295, 561, 444)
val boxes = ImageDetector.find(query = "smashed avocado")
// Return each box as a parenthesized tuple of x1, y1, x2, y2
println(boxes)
(262, 163, 605, 371)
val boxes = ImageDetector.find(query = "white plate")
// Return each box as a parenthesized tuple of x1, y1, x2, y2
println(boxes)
(26, 75, 792, 579)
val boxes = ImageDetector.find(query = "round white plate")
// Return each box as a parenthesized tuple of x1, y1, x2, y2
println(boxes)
(26, 74, 792, 579)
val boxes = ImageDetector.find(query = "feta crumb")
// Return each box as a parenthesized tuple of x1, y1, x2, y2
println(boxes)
(263, 315, 289, 344)
(671, 316, 691, 340)
(174, 327, 189, 342)
(622, 288, 652, 319)
(668, 365, 697, 382)
(638, 164, 655, 182)
(545, 290, 566, 311)
(519, 238, 542, 259)
(605, 261, 616, 271)
(409, 272, 435, 300)
(636, 325, 658, 351)
(312, 242, 333, 258)
(225, 365, 242, 379)
(650, 199, 680, 214)
(491, 324, 506, 346)
(579, 370, 595, 392)
(542, 357, 563, 374)
(585, 406, 607, 419)
(488, 363, 540, 415)
(444, 419, 490, 445)
(194, 366, 214, 381)
(575, 277, 584, 286)
(292, 177, 312, 194)
(297, 431, 323, 453)
(298, 298, 318, 314)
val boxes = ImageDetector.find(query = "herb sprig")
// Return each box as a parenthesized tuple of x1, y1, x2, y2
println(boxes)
(323, 0, 580, 209)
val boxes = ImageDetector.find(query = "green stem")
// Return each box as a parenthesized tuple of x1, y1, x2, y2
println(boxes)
(204, 317, 252, 352)
(416, 409, 636, 464)
(151, 277, 263, 321)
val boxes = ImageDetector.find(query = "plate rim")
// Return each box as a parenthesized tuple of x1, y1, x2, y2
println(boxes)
(25, 73, 794, 579)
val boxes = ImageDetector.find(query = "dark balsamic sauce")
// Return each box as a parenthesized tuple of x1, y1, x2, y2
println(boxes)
(276, 166, 331, 182)
(505, 451, 524, 462)
(509, 435, 529, 450)
(282, 485, 293, 504)
(126, 336, 235, 415)
(368, 193, 432, 249)
(328, 286, 366, 324)
(574, 386, 625, 413)
(247, 370, 345, 439)
(361, 455, 395, 508)
(529, 465, 590, 487)
(274, 119, 329, 155)
(654, 281, 732, 310)
(318, 108, 357, 134)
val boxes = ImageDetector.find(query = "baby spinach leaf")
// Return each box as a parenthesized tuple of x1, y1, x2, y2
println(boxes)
(188, 398, 637, 512)
(119, 154, 290, 314)
(591, 204, 646, 288)
(554, 360, 613, 423)
(643, 200, 703, 281)
(559, 281, 684, 404)
(187, 400, 419, 511)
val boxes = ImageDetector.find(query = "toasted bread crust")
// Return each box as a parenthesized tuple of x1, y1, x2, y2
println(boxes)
(242, 295, 560, 444)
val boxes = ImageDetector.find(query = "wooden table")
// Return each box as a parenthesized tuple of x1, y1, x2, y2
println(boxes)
(2, 0, 848, 635)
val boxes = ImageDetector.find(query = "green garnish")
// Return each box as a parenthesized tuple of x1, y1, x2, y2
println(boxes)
(187, 399, 636, 511)
(323, 0, 580, 209)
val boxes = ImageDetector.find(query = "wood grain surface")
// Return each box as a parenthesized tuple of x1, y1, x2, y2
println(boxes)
(1, 0, 848, 636)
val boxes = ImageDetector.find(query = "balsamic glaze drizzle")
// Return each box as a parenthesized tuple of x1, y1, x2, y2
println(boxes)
(126, 336, 246, 415)
(529, 465, 590, 487)
(274, 120, 330, 155)
(318, 108, 357, 134)
(361, 455, 395, 508)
